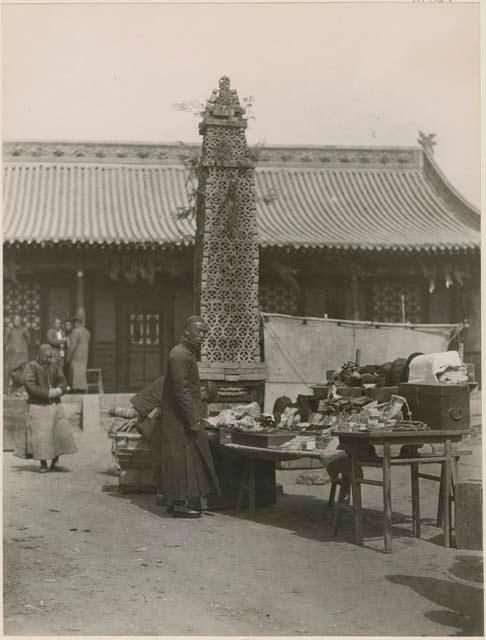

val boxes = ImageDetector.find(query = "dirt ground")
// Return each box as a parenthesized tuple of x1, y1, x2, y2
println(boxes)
(3, 418, 484, 637)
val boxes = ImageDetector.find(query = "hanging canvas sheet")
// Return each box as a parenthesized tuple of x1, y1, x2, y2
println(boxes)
(262, 313, 460, 413)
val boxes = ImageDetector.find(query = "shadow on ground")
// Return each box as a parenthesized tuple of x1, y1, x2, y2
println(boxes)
(8, 464, 72, 474)
(449, 554, 483, 584)
(102, 482, 448, 552)
(386, 573, 484, 636)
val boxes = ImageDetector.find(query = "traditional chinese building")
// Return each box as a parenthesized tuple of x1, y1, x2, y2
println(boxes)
(3, 137, 480, 390)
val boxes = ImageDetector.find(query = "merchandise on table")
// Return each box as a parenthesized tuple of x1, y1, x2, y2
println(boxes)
(205, 402, 278, 435)
(407, 351, 468, 385)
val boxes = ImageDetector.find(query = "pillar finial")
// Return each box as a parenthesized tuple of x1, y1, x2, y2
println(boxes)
(199, 76, 246, 133)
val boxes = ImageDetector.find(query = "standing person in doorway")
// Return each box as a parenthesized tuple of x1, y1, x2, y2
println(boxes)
(66, 317, 91, 393)
(4, 315, 30, 394)
(150, 316, 220, 518)
(47, 318, 67, 369)
(15, 344, 77, 472)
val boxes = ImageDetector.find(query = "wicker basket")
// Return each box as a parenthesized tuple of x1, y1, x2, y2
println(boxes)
(109, 418, 151, 471)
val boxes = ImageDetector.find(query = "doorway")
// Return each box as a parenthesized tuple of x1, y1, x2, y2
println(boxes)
(120, 293, 169, 390)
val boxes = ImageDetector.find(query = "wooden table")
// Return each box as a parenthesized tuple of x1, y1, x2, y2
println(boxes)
(332, 429, 467, 553)
(212, 442, 323, 514)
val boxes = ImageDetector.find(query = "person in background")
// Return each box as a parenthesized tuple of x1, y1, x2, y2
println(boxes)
(150, 316, 220, 518)
(63, 320, 73, 388)
(4, 315, 30, 394)
(64, 320, 73, 345)
(47, 318, 67, 369)
(14, 344, 77, 473)
(66, 317, 91, 393)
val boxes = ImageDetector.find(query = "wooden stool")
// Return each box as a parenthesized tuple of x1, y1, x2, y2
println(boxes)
(86, 368, 104, 394)
(332, 449, 471, 550)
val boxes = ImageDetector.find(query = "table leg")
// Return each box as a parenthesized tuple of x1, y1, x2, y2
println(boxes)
(350, 450, 363, 546)
(443, 440, 452, 547)
(383, 442, 393, 553)
(411, 462, 421, 538)
(437, 463, 445, 527)
(248, 459, 256, 515)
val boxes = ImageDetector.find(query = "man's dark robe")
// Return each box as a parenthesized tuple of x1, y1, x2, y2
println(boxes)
(150, 338, 220, 502)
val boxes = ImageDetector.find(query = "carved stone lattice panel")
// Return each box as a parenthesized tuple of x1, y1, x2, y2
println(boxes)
(195, 77, 261, 365)
(4, 280, 41, 345)
(259, 285, 299, 316)
(201, 127, 249, 166)
(372, 282, 423, 324)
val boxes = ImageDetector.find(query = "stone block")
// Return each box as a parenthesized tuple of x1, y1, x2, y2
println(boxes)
(455, 480, 483, 551)
(277, 457, 324, 471)
(3, 397, 28, 451)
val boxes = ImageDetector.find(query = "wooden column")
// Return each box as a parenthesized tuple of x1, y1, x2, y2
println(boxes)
(76, 269, 86, 324)
(351, 273, 360, 321)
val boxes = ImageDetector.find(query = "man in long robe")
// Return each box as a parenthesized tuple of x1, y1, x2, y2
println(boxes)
(66, 318, 91, 392)
(47, 318, 67, 369)
(150, 316, 220, 518)
(15, 344, 78, 472)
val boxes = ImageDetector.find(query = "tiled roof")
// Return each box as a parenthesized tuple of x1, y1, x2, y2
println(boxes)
(3, 143, 480, 253)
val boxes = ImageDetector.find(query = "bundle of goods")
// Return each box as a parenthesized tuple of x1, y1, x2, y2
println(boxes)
(313, 357, 412, 397)
(205, 402, 271, 433)
(437, 365, 468, 384)
(205, 402, 282, 444)
(407, 351, 467, 385)
(331, 361, 390, 388)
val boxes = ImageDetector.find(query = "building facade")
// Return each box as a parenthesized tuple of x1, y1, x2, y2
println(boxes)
(3, 141, 481, 390)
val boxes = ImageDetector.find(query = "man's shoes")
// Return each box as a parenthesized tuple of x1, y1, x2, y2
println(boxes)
(40, 462, 48, 474)
(50, 456, 60, 472)
(172, 506, 202, 519)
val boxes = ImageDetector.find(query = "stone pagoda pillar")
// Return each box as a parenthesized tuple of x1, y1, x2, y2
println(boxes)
(194, 76, 266, 393)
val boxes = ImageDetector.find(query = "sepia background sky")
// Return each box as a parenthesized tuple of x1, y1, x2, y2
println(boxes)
(1, 2, 481, 207)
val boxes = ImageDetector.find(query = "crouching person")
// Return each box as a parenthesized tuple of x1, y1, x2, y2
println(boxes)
(15, 344, 78, 473)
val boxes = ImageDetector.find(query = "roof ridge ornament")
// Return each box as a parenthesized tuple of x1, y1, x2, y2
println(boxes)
(417, 130, 436, 155)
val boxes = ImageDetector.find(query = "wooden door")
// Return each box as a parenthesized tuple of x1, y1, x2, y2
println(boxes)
(126, 307, 163, 389)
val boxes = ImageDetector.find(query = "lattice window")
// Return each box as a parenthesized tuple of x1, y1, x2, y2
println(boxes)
(259, 285, 299, 316)
(129, 313, 160, 345)
(4, 280, 41, 344)
(372, 283, 423, 323)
